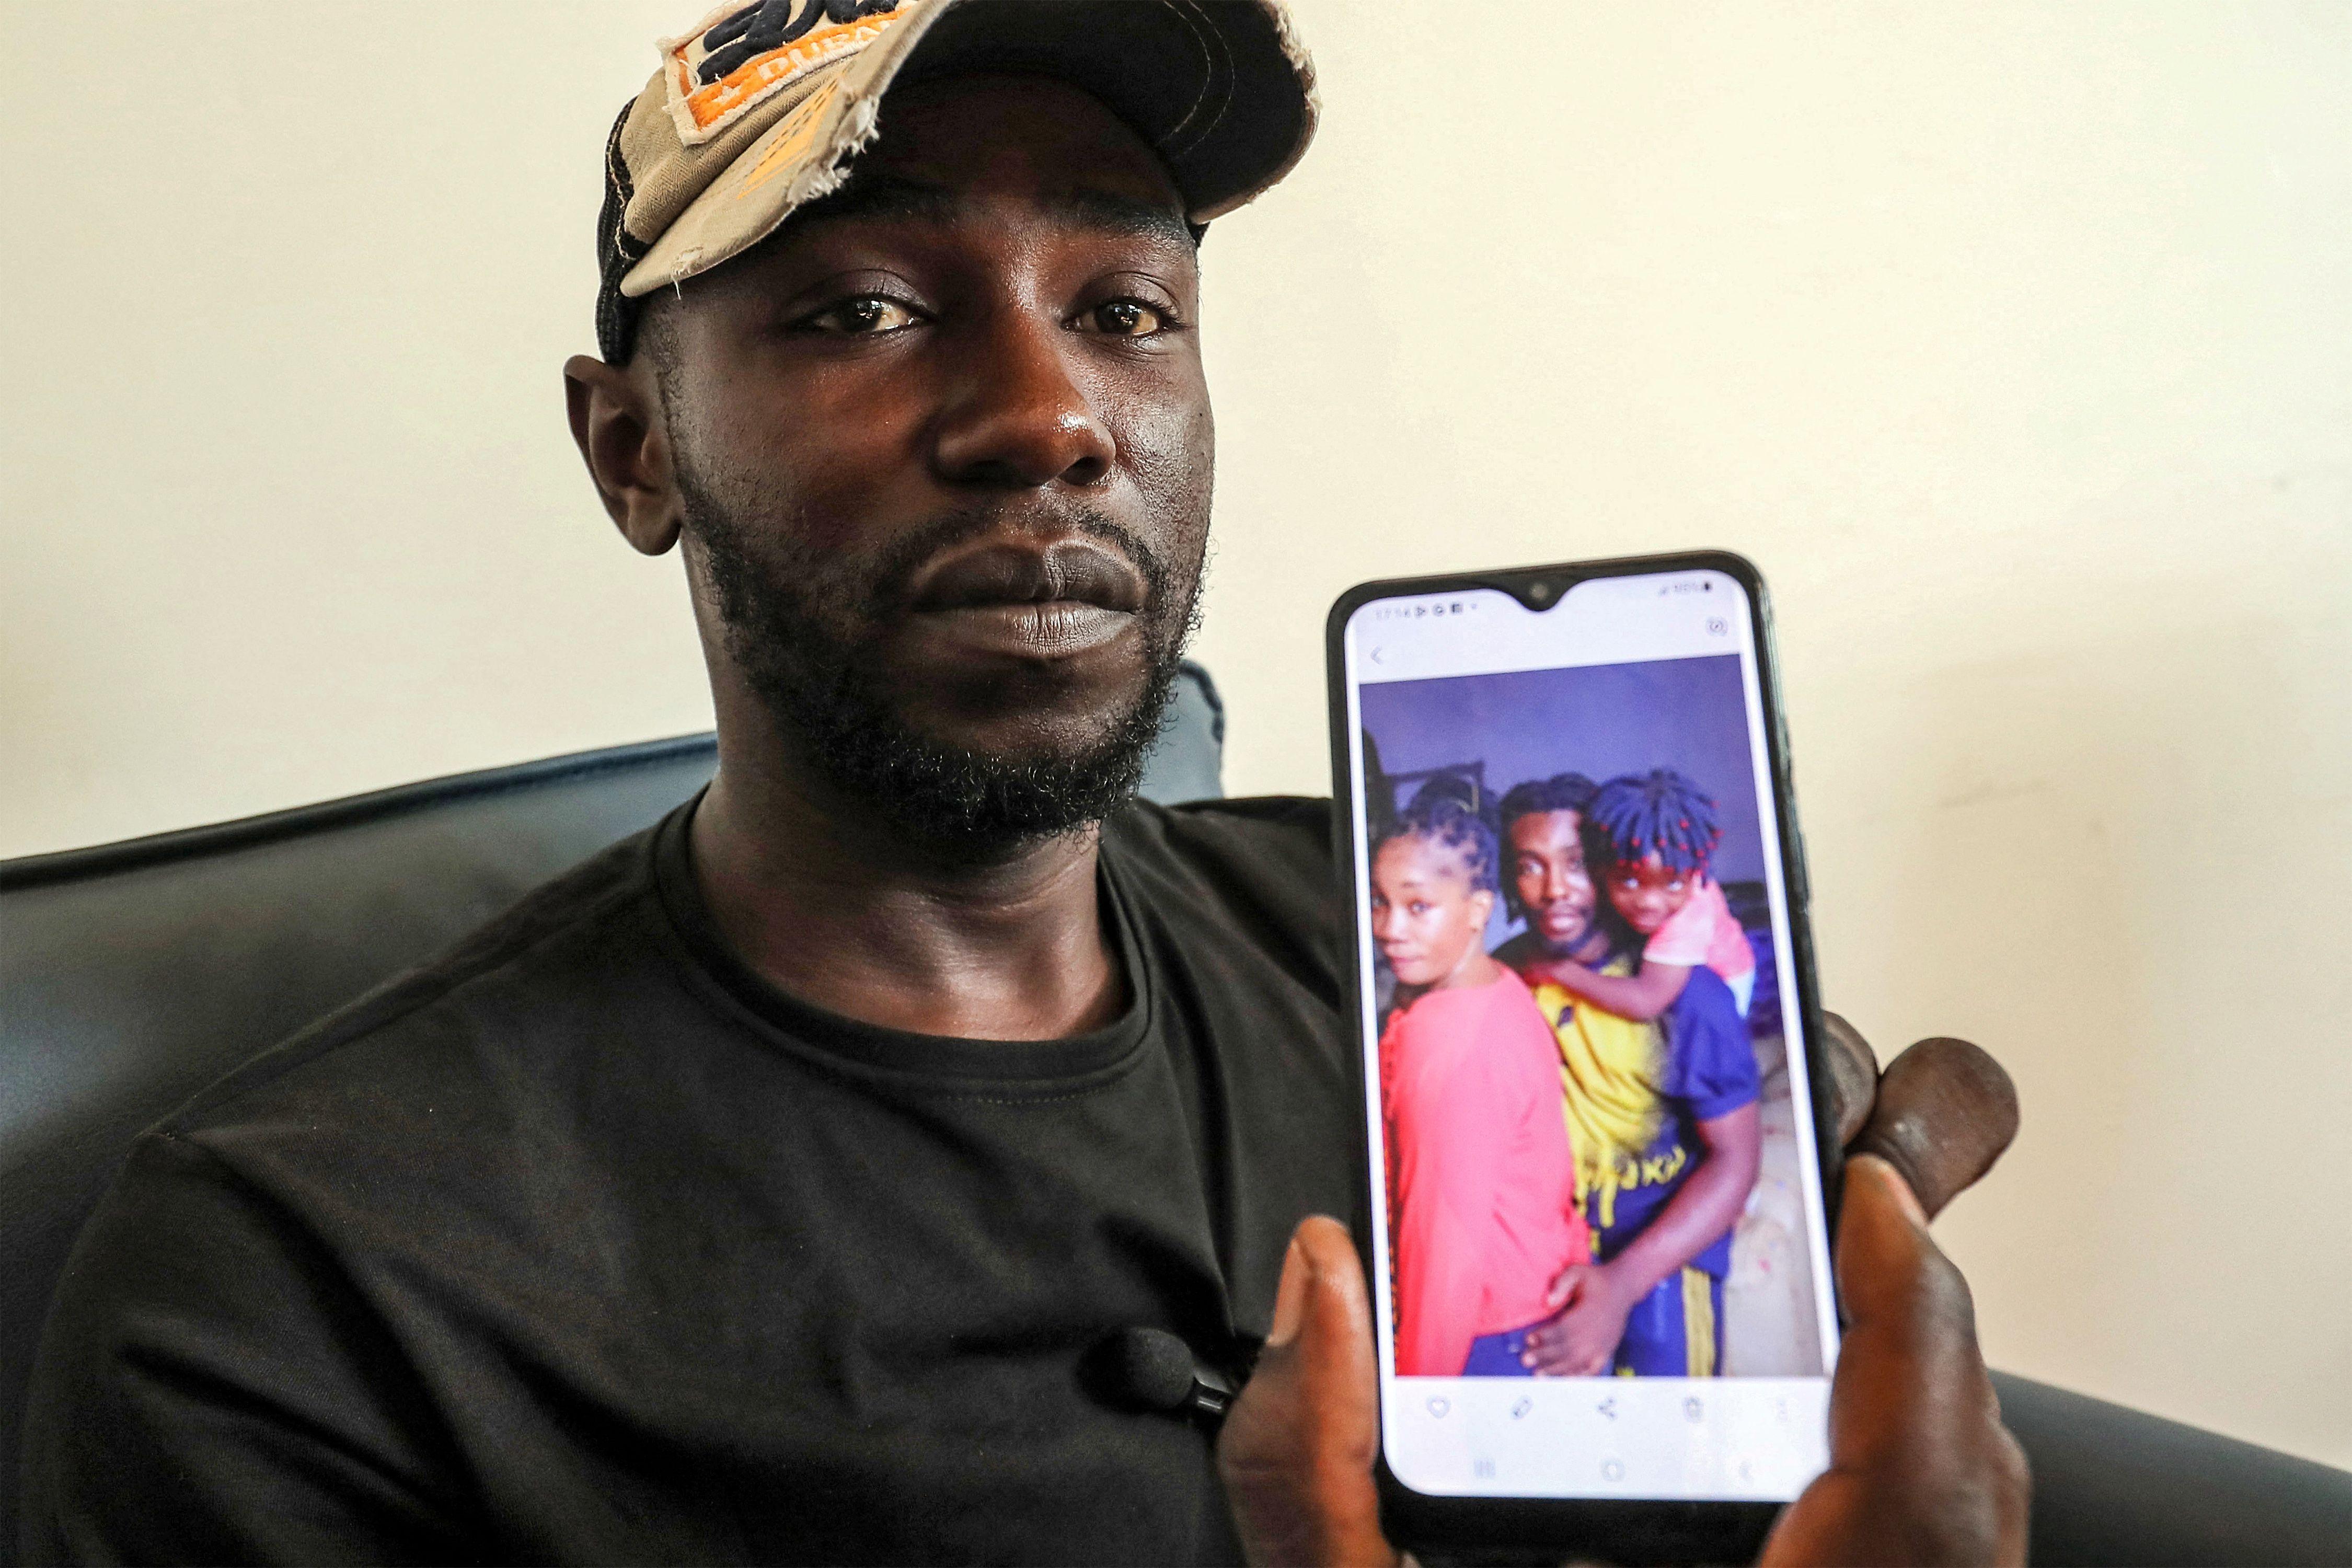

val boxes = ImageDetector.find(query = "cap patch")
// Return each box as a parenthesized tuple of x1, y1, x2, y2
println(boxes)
(732, 76, 849, 200)
(661, 0, 916, 146)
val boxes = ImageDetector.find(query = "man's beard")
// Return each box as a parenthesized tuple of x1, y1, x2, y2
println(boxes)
(677, 459, 1200, 855)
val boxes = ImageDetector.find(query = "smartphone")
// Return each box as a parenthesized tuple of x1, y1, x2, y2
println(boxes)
(1326, 552, 1842, 1561)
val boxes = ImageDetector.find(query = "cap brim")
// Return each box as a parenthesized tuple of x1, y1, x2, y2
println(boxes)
(621, 0, 1314, 301)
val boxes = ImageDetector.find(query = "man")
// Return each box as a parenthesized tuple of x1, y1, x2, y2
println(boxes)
(1493, 774, 1761, 1379)
(21, 3, 2025, 1563)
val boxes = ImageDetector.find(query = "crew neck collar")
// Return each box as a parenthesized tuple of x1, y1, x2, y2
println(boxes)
(651, 798, 1152, 1094)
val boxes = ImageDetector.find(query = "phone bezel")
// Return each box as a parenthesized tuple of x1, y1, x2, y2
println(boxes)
(1324, 549, 1842, 1560)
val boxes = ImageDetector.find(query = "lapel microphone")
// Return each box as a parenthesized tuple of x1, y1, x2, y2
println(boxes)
(1087, 1327, 1242, 1429)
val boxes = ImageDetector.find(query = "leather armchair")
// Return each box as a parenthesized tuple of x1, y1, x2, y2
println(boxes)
(4, 663, 2344, 1564)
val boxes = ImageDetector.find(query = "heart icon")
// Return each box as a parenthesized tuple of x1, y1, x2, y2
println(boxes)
(1425, 1397, 1450, 1417)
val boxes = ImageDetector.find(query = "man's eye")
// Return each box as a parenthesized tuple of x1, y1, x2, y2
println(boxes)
(1076, 299, 1167, 337)
(806, 296, 919, 335)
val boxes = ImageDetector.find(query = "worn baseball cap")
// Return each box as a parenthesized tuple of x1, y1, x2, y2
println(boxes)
(595, 0, 1318, 362)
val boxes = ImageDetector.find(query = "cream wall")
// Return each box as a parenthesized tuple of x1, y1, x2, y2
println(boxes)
(4, 2, 2346, 1469)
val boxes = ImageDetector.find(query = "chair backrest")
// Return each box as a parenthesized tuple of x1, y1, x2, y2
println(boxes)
(0, 665, 1224, 1553)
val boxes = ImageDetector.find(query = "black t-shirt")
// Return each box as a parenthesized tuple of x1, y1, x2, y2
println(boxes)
(21, 797, 1362, 1566)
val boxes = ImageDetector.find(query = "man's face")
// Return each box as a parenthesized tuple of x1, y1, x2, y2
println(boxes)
(1506, 809, 1597, 952)
(647, 76, 1210, 845)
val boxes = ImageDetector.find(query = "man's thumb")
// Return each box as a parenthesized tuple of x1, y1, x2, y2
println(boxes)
(1270, 1217, 1373, 1355)
(1243, 1217, 1378, 1474)
(1546, 1262, 1592, 1310)
(1830, 1157, 1995, 1463)
(1218, 1217, 1393, 1567)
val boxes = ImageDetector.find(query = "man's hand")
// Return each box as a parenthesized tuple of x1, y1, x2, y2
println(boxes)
(1216, 1015, 2025, 1567)
(1520, 1260, 1633, 1377)
(1759, 1155, 2030, 1566)
(1524, 1100, 1762, 1378)
(1218, 1217, 1397, 1568)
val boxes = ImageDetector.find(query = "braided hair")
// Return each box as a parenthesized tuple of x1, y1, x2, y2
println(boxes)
(1374, 792, 1500, 895)
(1586, 768, 1723, 877)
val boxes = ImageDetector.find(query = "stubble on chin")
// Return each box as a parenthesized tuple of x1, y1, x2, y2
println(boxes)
(674, 456, 1202, 852)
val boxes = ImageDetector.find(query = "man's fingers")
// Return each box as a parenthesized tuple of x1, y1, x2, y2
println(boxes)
(1818, 1011, 1880, 1148)
(1774, 1024, 2028, 1566)
(1217, 1217, 1396, 1568)
(1829, 1156, 1993, 1472)
(1793, 1156, 2027, 1563)
(1515, 1325, 1582, 1377)
(1850, 1037, 2019, 1219)
(1544, 1262, 1595, 1310)
(1265, 1230, 1311, 1349)
(1280, 1217, 1378, 1446)
(1764, 1158, 2028, 1566)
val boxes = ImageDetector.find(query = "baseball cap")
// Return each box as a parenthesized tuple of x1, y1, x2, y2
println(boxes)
(595, 0, 1318, 362)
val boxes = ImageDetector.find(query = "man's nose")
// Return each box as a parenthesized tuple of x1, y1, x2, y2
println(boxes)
(930, 309, 1115, 490)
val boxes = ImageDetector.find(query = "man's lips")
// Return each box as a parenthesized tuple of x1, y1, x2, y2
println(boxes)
(907, 539, 1146, 614)
(1537, 904, 1590, 938)
(898, 537, 1148, 663)
(914, 600, 1136, 660)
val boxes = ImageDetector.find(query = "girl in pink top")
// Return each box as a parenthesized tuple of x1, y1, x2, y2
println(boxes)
(1373, 798, 1590, 1378)
(1522, 768, 1759, 1021)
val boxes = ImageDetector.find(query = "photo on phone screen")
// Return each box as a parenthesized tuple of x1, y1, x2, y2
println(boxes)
(1338, 561, 1839, 1504)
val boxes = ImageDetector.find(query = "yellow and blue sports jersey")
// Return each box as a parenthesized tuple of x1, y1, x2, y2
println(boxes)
(1532, 962, 1759, 1281)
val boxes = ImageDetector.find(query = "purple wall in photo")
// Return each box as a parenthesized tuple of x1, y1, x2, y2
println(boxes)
(1358, 653, 1766, 886)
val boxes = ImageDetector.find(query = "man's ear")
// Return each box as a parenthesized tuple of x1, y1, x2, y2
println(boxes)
(563, 353, 684, 556)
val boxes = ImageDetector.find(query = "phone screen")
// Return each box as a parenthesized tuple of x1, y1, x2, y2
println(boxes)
(1339, 563, 1839, 1504)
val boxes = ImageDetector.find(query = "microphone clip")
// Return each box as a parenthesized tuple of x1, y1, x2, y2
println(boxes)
(1085, 1325, 1247, 1432)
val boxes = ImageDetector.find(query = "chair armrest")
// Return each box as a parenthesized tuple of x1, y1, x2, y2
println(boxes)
(1993, 1371, 2352, 1565)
